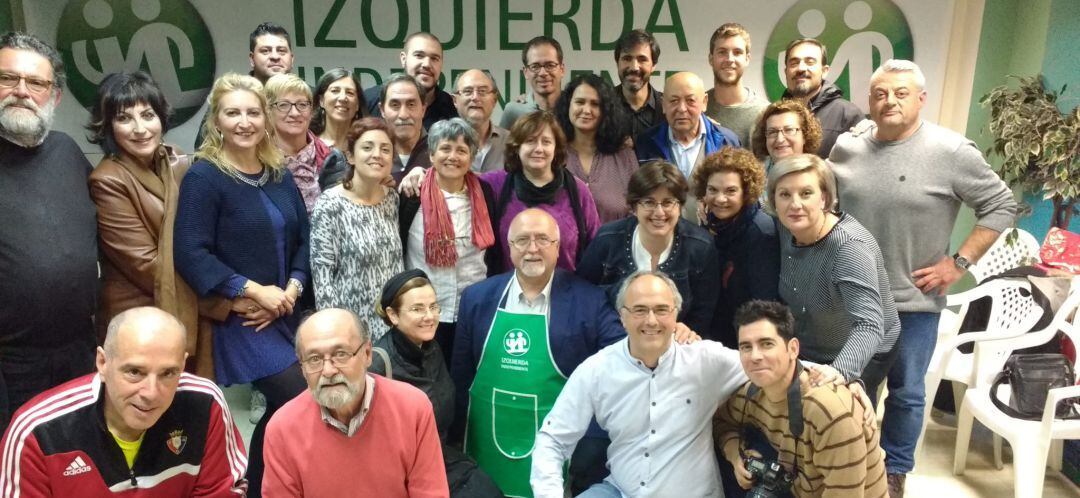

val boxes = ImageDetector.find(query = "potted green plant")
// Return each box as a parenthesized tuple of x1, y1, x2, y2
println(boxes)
(982, 75, 1080, 229)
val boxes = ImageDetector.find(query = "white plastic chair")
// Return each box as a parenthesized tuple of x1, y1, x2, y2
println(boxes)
(917, 228, 1043, 457)
(916, 278, 1043, 459)
(953, 276, 1080, 498)
(967, 228, 1041, 284)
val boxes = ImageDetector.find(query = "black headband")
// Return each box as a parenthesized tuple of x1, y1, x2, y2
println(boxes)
(380, 269, 430, 311)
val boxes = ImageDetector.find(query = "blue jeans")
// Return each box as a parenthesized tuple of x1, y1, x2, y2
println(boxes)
(576, 481, 622, 498)
(880, 311, 940, 474)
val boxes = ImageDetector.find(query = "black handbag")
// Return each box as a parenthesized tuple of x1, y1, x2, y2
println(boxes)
(990, 353, 1080, 420)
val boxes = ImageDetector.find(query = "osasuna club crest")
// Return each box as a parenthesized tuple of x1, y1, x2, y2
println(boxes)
(167, 430, 188, 455)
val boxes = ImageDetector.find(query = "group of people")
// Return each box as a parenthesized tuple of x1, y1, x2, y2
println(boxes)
(0, 14, 1016, 498)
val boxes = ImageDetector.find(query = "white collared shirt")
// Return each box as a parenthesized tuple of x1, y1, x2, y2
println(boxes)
(319, 374, 376, 437)
(405, 187, 489, 322)
(630, 226, 672, 271)
(504, 272, 555, 314)
(667, 116, 707, 178)
(531, 338, 748, 498)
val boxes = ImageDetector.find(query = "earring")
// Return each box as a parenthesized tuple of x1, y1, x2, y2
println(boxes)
(216, 129, 224, 141)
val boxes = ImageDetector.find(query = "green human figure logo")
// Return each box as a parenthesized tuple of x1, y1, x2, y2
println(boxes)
(764, 0, 914, 111)
(56, 0, 215, 125)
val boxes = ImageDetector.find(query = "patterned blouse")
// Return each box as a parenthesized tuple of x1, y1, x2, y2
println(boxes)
(310, 186, 404, 340)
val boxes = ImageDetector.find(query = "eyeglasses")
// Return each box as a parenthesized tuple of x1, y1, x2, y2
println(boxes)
(637, 199, 680, 211)
(271, 100, 313, 114)
(300, 343, 364, 373)
(621, 305, 675, 319)
(405, 303, 441, 316)
(509, 236, 558, 249)
(526, 62, 561, 74)
(765, 126, 802, 140)
(456, 87, 493, 98)
(0, 72, 53, 95)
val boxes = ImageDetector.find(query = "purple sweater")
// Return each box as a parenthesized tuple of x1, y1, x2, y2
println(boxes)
(481, 170, 601, 272)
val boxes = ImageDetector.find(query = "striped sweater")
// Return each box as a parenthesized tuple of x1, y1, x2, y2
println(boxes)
(714, 378, 887, 498)
(779, 213, 900, 381)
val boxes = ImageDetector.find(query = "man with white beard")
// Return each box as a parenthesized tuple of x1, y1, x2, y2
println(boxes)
(262, 308, 449, 497)
(0, 32, 98, 434)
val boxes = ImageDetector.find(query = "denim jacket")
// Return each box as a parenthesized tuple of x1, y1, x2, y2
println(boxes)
(577, 216, 721, 337)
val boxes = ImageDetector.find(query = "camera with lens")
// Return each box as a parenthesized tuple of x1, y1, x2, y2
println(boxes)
(744, 455, 795, 498)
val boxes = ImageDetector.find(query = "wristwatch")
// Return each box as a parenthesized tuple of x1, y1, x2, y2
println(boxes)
(953, 252, 972, 272)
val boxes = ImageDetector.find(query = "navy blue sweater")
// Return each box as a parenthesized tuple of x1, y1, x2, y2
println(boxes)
(174, 160, 310, 297)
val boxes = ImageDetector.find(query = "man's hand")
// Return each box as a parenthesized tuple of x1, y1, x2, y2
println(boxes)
(673, 322, 701, 344)
(730, 448, 761, 490)
(848, 381, 877, 422)
(912, 255, 964, 295)
(513, 93, 528, 104)
(398, 166, 426, 196)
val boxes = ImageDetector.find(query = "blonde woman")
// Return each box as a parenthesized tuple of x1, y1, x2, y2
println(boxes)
(173, 73, 308, 497)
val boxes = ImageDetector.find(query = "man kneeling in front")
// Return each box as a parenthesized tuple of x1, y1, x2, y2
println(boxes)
(0, 307, 248, 497)
(262, 308, 448, 497)
(714, 300, 887, 498)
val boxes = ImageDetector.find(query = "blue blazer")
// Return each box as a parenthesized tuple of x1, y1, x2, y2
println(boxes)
(450, 269, 625, 441)
(634, 117, 741, 163)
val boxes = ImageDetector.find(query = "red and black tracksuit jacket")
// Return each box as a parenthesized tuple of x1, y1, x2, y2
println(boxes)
(1, 373, 247, 497)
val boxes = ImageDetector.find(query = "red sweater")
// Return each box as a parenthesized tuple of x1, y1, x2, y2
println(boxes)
(263, 374, 448, 498)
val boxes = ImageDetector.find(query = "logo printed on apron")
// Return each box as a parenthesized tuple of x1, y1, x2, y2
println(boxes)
(464, 277, 568, 498)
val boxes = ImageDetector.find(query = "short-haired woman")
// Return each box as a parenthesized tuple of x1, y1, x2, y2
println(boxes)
(577, 160, 720, 337)
(264, 73, 335, 213)
(87, 71, 221, 375)
(690, 147, 780, 347)
(399, 118, 498, 361)
(484, 111, 601, 272)
(768, 153, 899, 387)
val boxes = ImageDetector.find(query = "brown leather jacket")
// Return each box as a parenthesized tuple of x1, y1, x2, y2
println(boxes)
(89, 146, 225, 377)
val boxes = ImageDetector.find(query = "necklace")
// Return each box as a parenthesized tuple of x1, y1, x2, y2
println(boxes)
(234, 167, 269, 187)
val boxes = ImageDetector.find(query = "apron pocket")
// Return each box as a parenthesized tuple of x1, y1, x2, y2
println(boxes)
(491, 388, 539, 459)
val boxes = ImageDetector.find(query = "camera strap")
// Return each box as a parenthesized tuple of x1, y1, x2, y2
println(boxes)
(740, 361, 805, 473)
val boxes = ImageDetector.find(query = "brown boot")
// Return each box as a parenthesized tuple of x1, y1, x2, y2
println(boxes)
(887, 473, 906, 498)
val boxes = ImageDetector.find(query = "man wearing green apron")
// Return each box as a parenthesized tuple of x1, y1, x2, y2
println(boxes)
(452, 210, 627, 497)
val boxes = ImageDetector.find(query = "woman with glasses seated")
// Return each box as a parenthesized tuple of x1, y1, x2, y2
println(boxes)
(310, 118, 403, 341)
(264, 73, 335, 214)
(577, 160, 720, 337)
(370, 269, 503, 498)
(750, 99, 823, 176)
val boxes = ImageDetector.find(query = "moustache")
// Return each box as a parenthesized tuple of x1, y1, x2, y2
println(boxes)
(621, 68, 645, 78)
(394, 118, 416, 127)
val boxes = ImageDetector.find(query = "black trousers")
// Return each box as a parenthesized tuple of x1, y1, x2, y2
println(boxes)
(0, 335, 96, 434)
(245, 363, 306, 498)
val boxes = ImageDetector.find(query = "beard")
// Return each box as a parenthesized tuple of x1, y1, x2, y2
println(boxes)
(313, 373, 361, 410)
(620, 69, 647, 92)
(787, 72, 819, 98)
(0, 94, 55, 147)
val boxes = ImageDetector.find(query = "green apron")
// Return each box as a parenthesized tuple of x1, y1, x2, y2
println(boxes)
(464, 281, 567, 498)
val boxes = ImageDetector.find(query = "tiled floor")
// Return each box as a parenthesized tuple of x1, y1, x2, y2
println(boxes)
(224, 384, 1080, 497)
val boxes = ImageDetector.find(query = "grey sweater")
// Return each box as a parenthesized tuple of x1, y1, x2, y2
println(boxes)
(830, 121, 1017, 312)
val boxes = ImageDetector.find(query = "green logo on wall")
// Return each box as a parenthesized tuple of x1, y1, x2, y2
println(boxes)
(763, 0, 914, 107)
(57, 0, 215, 125)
